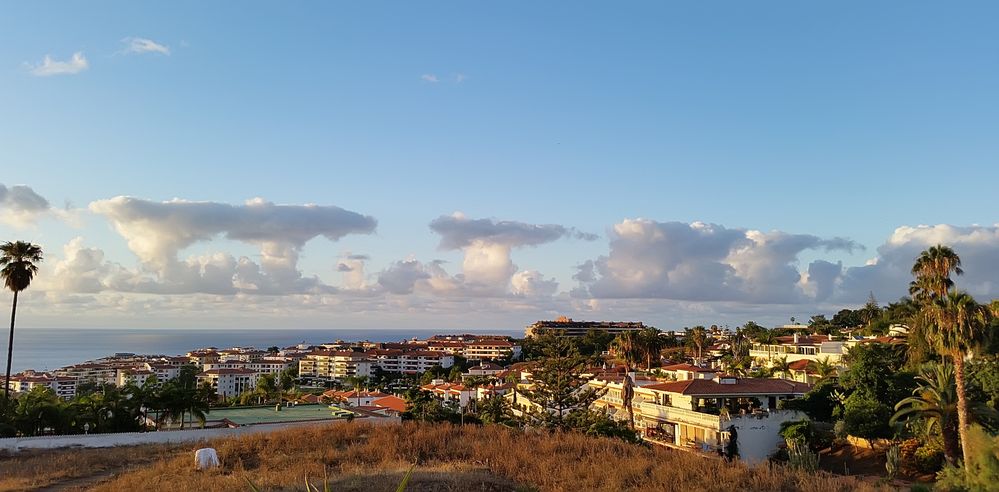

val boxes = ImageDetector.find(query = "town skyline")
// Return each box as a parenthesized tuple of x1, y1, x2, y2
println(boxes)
(3, 2, 999, 328)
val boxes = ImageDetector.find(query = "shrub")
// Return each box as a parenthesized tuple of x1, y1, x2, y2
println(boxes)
(885, 443, 901, 480)
(843, 391, 892, 444)
(786, 438, 819, 472)
(833, 419, 847, 440)
(913, 441, 944, 474)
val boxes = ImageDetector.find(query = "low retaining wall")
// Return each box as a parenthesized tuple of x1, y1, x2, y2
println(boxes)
(0, 416, 400, 453)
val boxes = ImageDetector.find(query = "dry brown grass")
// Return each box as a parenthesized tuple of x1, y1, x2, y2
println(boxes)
(73, 422, 890, 492)
(0, 443, 185, 491)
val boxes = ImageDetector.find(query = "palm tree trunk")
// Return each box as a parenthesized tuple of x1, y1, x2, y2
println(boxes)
(953, 352, 973, 467)
(4, 291, 17, 400)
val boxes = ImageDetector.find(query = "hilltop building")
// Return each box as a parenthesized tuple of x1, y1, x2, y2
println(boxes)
(525, 316, 648, 338)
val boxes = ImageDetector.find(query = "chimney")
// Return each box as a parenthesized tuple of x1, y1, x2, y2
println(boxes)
(793, 333, 799, 344)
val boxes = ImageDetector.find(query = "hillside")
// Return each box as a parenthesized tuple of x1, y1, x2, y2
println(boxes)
(3, 422, 890, 491)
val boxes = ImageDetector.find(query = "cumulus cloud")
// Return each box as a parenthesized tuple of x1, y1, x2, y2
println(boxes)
(337, 252, 369, 290)
(838, 224, 999, 302)
(427, 212, 590, 294)
(576, 219, 859, 303)
(88, 196, 376, 294)
(29, 52, 88, 76)
(0, 184, 51, 226)
(511, 270, 559, 297)
(121, 37, 170, 55)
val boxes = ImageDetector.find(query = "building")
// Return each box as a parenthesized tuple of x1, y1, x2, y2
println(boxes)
(299, 349, 453, 381)
(464, 340, 521, 361)
(591, 374, 810, 463)
(6, 371, 77, 400)
(197, 368, 258, 399)
(299, 351, 374, 380)
(525, 316, 648, 338)
(749, 333, 846, 365)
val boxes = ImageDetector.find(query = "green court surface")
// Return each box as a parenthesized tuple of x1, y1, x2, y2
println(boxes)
(207, 404, 350, 425)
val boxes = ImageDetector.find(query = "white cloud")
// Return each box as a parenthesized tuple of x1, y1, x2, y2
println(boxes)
(511, 270, 559, 297)
(29, 52, 88, 76)
(121, 37, 171, 56)
(0, 183, 52, 226)
(576, 219, 858, 304)
(455, 73, 467, 83)
(87, 196, 377, 295)
(837, 224, 999, 302)
(421, 74, 439, 83)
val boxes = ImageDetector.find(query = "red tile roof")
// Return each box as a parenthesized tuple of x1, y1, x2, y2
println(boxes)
(371, 395, 407, 413)
(644, 378, 811, 396)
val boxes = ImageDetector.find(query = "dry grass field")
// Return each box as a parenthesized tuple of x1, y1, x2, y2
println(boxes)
(1, 422, 889, 491)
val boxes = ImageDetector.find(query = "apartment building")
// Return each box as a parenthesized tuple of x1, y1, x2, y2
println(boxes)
(6, 371, 78, 400)
(525, 316, 648, 338)
(196, 368, 258, 399)
(298, 350, 374, 380)
(464, 340, 521, 361)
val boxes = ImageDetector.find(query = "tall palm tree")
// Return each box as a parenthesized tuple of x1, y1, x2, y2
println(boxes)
(891, 362, 961, 464)
(910, 245, 963, 301)
(638, 327, 667, 369)
(685, 326, 709, 361)
(1, 241, 43, 400)
(924, 290, 992, 467)
(611, 331, 642, 372)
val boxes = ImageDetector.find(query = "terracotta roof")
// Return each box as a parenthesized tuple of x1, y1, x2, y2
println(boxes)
(371, 395, 407, 413)
(644, 378, 810, 396)
(787, 359, 811, 371)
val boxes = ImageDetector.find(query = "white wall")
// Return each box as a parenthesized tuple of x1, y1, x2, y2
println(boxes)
(726, 410, 804, 465)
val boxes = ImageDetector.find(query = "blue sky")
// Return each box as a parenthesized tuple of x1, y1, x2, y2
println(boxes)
(1, 2, 998, 330)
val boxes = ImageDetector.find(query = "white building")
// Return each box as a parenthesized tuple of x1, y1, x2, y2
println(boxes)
(6, 371, 77, 400)
(750, 333, 846, 365)
(196, 368, 258, 399)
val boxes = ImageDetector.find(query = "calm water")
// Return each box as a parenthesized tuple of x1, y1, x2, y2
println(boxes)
(1, 328, 522, 372)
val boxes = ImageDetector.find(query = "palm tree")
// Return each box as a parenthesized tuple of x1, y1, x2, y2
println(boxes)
(891, 362, 961, 464)
(809, 357, 838, 381)
(638, 327, 667, 369)
(684, 326, 709, 361)
(772, 356, 791, 380)
(1, 241, 43, 400)
(611, 331, 642, 372)
(924, 290, 992, 467)
(910, 245, 963, 301)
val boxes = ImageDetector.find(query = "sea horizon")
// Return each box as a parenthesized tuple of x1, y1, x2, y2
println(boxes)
(3, 327, 523, 373)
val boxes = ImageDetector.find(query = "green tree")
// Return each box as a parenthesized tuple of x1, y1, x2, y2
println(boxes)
(611, 331, 642, 371)
(843, 391, 893, 445)
(924, 289, 993, 468)
(772, 356, 791, 380)
(840, 343, 915, 412)
(577, 329, 614, 357)
(638, 327, 667, 369)
(809, 357, 838, 381)
(519, 332, 603, 432)
(684, 326, 709, 360)
(0, 241, 43, 400)
(890, 362, 962, 464)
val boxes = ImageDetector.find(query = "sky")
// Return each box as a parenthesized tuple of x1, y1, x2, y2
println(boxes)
(1, 1, 998, 331)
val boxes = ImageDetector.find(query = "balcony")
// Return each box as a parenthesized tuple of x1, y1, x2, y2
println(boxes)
(638, 402, 723, 430)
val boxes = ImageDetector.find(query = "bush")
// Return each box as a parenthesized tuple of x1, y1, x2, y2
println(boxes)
(842, 391, 892, 443)
(833, 420, 847, 440)
(913, 441, 945, 474)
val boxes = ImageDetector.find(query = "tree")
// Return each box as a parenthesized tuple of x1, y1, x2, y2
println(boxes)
(840, 343, 915, 412)
(577, 329, 615, 357)
(611, 331, 642, 371)
(924, 290, 993, 467)
(0, 241, 43, 400)
(772, 356, 791, 380)
(843, 391, 893, 445)
(519, 332, 602, 431)
(809, 357, 838, 381)
(684, 326, 709, 361)
(910, 245, 963, 301)
(890, 362, 961, 464)
(638, 327, 667, 369)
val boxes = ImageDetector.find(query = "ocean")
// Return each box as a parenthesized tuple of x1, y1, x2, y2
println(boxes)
(1, 328, 523, 373)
